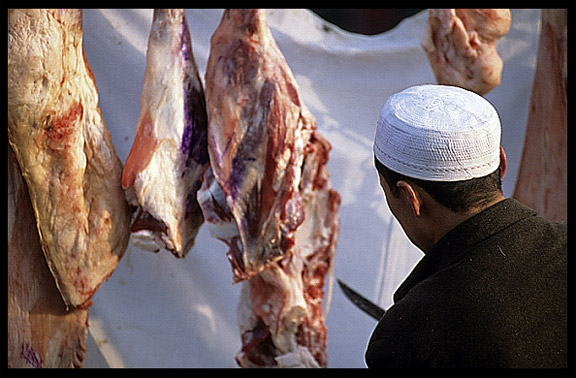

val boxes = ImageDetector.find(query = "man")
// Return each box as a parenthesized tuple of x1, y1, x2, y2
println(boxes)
(366, 84, 567, 368)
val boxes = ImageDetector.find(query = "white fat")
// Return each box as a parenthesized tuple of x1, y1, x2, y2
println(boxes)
(133, 140, 183, 245)
(196, 178, 213, 207)
(272, 148, 291, 192)
(258, 261, 308, 354)
(197, 172, 239, 240)
(294, 188, 331, 259)
(235, 261, 311, 365)
(236, 281, 258, 334)
(131, 230, 165, 253)
(206, 174, 228, 210)
(144, 26, 188, 143)
(274, 346, 320, 368)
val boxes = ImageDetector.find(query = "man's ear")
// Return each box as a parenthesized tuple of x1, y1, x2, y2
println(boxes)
(499, 146, 507, 180)
(397, 180, 422, 217)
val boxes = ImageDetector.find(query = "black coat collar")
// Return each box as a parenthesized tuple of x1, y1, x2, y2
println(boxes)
(393, 198, 537, 302)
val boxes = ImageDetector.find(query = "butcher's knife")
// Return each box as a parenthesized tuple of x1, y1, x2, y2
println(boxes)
(337, 279, 385, 321)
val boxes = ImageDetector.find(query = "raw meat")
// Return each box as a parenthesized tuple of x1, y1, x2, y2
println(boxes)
(420, 9, 511, 95)
(122, 9, 208, 257)
(8, 145, 89, 368)
(204, 8, 317, 280)
(514, 10, 567, 222)
(199, 9, 340, 367)
(8, 9, 130, 308)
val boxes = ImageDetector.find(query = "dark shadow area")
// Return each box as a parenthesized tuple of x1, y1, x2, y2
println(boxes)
(310, 9, 424, 35)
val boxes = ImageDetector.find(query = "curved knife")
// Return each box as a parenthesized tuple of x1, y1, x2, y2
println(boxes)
(337, 279, 385, 321)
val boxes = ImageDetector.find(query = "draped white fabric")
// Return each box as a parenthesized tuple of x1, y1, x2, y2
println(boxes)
(82, 9, 541, 368)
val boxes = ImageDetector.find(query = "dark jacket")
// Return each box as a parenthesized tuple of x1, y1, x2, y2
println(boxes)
(365, 199, 567, 368)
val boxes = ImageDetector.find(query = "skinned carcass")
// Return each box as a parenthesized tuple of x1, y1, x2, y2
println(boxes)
(198, 9, 340, 367)
(420, 9, 511, 95)
(8, 8, 130, 367)
(8, 145, 89, 368)
(513, 10, 567, 222)
(122, 9, 209, 257)
(8, 9, 130, 309)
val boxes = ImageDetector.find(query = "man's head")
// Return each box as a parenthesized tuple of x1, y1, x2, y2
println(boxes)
(373, 84, 506, 251)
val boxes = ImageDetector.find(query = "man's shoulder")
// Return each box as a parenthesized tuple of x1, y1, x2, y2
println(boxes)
(366, 200, 567, 368)
(490, 198, 567, 238)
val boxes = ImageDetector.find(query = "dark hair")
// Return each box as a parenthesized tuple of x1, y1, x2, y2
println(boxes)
(374, 156, 503, 213)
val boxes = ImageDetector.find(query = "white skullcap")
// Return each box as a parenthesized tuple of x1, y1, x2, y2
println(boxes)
(373, 84, 501, 182)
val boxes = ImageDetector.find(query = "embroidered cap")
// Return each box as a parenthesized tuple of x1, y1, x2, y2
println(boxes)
(373, 84, 501, 181)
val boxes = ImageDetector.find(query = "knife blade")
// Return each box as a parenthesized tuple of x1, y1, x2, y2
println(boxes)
(337, 279, 386, 321)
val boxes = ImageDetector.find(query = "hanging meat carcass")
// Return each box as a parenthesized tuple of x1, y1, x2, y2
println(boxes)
(420, 9, 511, 95)
(8, 146, 89, 368)
(8, 8, 130, 367)
(8, 9, 130, 309)
(198, 9, 340, 367)
(513, 10, 567, 222)
(122, 9, 209, 257)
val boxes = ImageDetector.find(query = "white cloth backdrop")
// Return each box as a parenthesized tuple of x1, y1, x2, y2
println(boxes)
(82, 9, 541, 368)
